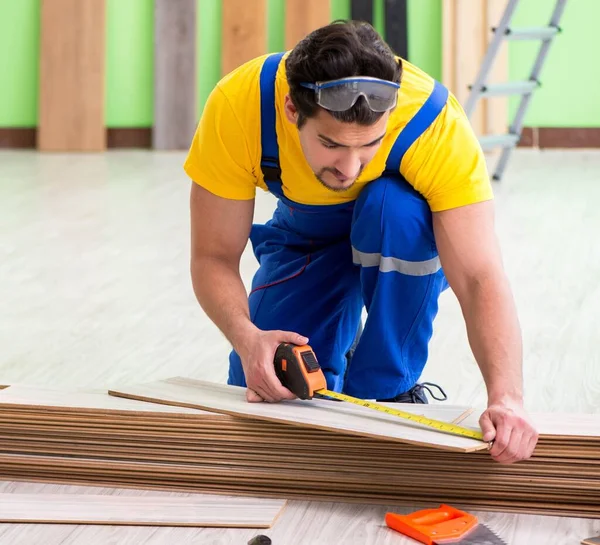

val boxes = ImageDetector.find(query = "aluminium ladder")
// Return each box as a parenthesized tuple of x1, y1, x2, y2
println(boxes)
(464, 0, 568, 181)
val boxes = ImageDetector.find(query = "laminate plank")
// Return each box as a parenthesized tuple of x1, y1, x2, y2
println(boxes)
(454, 0, 485, 135)
(441, 0, 455, 93)
(484, 0, 508, 138)
(0, 385, 210, 416)
(441, 0, 508, 138)
(38, 0, 105, 151)
(285, 0, 331, 50)
(153, 0, 197, 151)
(0, 383, 475, 423)
(222, 0, 267, 75)
(0, 493, 285, 528)
(460, 410, 600, 438)
(108, 378, 487, 452)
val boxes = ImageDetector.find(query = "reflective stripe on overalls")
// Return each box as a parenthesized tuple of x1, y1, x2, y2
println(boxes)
(227, 52, 450, 400)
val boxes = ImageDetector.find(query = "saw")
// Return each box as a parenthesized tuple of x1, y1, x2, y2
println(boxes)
(386, 504, 506, 545)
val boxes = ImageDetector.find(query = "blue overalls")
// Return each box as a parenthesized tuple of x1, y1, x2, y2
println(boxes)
(228, 53, 450, 400)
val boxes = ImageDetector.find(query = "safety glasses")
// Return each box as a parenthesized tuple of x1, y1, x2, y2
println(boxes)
(300, 77, 400, 113)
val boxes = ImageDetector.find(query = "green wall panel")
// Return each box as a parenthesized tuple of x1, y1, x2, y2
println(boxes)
(268, 0, 285, 52)
(374, 0, 385, 37)
(198, 0, 222, 117)
(105, 0, 154, 127)
(407, 0, 441, 82)
(331, 0, 351, 21)
(508, 0, 600, 127)
(0, 0, 40, 127)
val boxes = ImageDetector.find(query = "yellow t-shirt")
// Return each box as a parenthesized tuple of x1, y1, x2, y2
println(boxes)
(184, 53, 493, 212)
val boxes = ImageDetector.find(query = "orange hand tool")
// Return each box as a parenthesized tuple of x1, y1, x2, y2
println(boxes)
(385, 504, 505, 544)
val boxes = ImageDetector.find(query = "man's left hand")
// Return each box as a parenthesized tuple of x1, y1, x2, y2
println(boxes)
(479, 398, 539, 464)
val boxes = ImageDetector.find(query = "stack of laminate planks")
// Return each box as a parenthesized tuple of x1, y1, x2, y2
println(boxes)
(0, 378, 598, 519)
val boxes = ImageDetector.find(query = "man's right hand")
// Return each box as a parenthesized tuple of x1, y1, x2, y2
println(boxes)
(237, 329, 309, 403)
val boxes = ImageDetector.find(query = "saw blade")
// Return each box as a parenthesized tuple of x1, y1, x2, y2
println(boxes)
(440, 523, 507, 545)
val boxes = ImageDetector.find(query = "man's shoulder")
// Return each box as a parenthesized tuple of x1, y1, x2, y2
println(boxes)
(216, 54, 273, 104)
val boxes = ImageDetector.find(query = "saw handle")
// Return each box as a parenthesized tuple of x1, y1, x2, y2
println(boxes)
(273, 343, 327, 400)
(385, 504, 478, 545)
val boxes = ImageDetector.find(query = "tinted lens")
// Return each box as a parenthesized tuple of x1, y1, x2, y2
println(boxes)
(360, 81, 398, 112)
(317, 81, 398, 112)
(317, 82, 361, 112)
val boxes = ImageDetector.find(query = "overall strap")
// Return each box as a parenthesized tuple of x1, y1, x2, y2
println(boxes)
(259, 52, 286, 197)
(385, 80, 449, 174)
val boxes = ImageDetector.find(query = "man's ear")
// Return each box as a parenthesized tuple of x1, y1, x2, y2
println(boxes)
(284, 95, 298, 124)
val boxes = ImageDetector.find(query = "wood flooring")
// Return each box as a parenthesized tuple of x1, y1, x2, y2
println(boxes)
(108, 377, 488, 452)
(1, 149, 599, 544)
(0, 380, 598, 521)
(0, 493, 285, 527)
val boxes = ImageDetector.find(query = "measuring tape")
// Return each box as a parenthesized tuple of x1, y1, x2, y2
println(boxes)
(315, 388, 485, 441)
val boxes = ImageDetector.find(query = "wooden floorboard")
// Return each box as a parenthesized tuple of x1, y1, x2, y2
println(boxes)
(0, 493, 285, 527)
(1, 150, 600, 543)
(1, 384, 598, 519)
(108, 377, 487, 452)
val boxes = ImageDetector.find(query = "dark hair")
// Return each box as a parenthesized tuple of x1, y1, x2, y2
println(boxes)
(285, 20, 402, 128)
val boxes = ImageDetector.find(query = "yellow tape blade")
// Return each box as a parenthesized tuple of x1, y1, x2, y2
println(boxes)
(316, 389, 484, 442)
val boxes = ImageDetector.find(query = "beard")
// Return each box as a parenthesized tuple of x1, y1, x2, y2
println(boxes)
(315, 165, 364, 192)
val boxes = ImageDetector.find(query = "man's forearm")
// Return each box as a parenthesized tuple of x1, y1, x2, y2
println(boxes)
(191, 256, 258, 354)
(460, 271, 524, 404)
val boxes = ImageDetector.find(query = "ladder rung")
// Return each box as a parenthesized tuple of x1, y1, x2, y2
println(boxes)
(479, 134, 520, 151)
(475, 81, 539, 97)
(503, 26, 560, 41)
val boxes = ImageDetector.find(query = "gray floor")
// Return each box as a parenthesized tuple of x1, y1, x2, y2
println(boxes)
(0, 149, 599, 544)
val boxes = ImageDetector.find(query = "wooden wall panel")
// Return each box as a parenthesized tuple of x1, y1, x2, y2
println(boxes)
(285, 0, 331, 50)
(454, 0, 486, 136)
(441, 0, 456, 92)
(38, 0, 106, 152)
(442, 0, 508, 138)
(153, 0, 197, 150)
(222, 0, 267, 75)
(484, 0, 509, 138)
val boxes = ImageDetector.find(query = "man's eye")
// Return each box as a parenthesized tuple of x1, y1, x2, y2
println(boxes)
(321, 141, 338, 149)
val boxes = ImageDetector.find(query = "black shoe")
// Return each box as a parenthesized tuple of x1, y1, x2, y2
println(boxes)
(376, 382, 448, 404)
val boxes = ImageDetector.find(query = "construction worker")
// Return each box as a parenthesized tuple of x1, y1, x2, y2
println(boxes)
(186, 21, 538, 463)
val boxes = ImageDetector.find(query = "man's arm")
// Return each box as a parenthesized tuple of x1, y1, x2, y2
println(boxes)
(190, 183, 307, 402)
(432, 200, 539, 464)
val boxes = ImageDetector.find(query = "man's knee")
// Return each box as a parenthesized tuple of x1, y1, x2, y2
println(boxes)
(352, 176, 437, 262)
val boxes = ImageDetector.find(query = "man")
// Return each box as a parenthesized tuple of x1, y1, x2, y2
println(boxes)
(185, 21, 538, 464)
